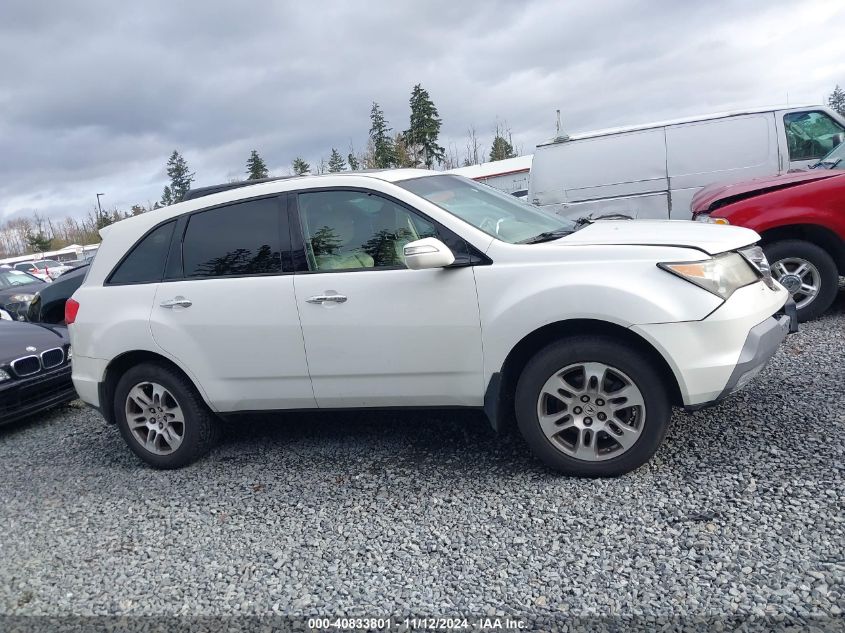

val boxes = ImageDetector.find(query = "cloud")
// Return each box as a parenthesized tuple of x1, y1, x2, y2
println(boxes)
(1, 0, 843, 220)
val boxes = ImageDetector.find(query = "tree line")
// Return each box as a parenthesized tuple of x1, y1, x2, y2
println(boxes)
(4, 83, 844, 259)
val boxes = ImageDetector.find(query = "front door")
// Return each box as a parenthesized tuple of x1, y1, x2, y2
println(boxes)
(779, 109, 845, 171)
(291, 189, 484, 408)
(149, 195, 316, 412)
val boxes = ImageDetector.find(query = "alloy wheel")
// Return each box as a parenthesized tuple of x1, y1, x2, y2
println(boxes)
(125, 382, 185, 455)
(536, 362, 646, 461)
(771, 257, 821, 309)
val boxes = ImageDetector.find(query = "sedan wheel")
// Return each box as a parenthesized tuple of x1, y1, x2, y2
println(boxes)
(537, 362, 645, 461)
(125, 382, 185, 455)
(770, 257, 821, 310)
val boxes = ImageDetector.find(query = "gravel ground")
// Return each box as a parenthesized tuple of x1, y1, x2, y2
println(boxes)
(1, 296, 843, 631)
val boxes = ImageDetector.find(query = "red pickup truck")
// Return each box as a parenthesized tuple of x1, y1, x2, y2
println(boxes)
(692, 171, 844, 321)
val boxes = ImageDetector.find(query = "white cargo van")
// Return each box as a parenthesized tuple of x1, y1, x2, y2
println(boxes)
(529, 105, 845, 220)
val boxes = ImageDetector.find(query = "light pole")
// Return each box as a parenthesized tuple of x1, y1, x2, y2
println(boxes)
(96, 193, 105, 223)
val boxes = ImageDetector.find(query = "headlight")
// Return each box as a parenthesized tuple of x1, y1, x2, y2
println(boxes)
(739, 245, 777, 291)
(659, 252, 759, 299)
(10, 293, 35, 303)
(0, 368, 11, 382)
(694, 214, 730, 225)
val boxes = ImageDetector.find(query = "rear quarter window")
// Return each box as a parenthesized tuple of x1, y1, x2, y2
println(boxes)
(107, 221, 176, 285)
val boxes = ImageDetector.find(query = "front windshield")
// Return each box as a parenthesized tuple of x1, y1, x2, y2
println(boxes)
(816, 142, 845, 169)
(399, 175, 574, 244)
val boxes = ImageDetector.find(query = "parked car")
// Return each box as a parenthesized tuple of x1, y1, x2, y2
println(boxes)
(0, 320, 75, 426)
(27, 264, 89, 324)
(529, 105, 845, 220)
(0, 268, 47, 321)
(693, 171, 845, 321)
(13, 261, 52, 282)
(69, 171, 793, 475)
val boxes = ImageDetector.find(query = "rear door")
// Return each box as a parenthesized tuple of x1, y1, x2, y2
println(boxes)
(149, 194, 315, 412)
(290, 188, 484, 408)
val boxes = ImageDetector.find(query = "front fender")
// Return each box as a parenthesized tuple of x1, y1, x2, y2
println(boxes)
(473, 256, 722, 381)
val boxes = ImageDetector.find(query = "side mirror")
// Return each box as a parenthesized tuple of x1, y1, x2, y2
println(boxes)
(403, 237, 455, 270)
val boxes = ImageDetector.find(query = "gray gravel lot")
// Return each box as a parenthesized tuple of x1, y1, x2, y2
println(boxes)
(1, 295, 843, 630)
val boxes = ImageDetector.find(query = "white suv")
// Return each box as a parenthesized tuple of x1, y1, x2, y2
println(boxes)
(67, 170, 794, 476)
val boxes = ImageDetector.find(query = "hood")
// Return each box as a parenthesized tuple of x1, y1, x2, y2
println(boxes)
(0, 279, 45, 301)
(0, 320, 68, 362)
(554, 220, 759, 255)
(691, 171, 843, 213)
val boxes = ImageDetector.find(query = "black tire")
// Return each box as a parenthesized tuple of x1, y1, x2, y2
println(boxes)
(114, 362, 219, 469)
(764, 239, 839, 322)
(515, 336, 671, 477)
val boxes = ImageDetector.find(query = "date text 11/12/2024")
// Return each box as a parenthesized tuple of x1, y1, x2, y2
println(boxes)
(308, 616, 527, 630)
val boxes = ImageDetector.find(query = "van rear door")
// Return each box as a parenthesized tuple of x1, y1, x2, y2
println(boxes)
(666, 113, 779, 219)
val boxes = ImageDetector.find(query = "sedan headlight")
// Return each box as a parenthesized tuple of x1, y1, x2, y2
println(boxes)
(659, 252, 759, 299)
(10, 293, 35, 303)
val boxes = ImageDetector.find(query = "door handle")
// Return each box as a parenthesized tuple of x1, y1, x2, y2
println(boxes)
(306, 294, 347, 305)
(160, 296, 193, 309)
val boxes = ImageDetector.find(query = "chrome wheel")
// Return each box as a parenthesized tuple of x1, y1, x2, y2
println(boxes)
(536, 362, 645, 461)
(124, 382, 185, 455)
(771, 257, 821, 310)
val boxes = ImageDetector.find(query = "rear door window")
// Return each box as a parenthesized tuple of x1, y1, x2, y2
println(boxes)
(108, 221, 176, 285)
(182, 197, 285, 278)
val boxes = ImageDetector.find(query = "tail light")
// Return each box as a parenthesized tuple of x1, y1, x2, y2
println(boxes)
(65, 298, 80, 325)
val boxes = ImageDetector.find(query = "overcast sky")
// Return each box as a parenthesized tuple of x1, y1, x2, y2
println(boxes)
(1, 0, 843, 221)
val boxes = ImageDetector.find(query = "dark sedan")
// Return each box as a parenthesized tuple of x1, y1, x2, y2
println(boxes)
(0, 268, 47, 321)
(0, 320, 76, 425)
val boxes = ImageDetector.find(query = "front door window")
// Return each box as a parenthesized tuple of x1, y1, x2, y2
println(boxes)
(297, 190, 437, 271)
(784, 111, 845, 162)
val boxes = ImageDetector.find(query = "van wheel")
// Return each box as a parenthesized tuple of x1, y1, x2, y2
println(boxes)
(515, 336, 671, 477)
(764, 239, 839, 322)
(114, 363, 219, 469)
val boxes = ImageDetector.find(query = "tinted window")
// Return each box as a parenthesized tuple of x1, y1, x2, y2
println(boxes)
(183, 197, 283, 277)
(109, 221, 176, 284)
(298, 191, 437, 271)
(784, 111, 845, 161)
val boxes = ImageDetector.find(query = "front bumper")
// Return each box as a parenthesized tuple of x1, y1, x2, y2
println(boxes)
(0, 364, 77, 425)
(631, 281, 792, 407)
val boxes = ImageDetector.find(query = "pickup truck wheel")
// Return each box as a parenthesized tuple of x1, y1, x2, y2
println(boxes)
(764, 239, 838, 322)
(515, 336, 671, 477)
(114, 363, 220, 469)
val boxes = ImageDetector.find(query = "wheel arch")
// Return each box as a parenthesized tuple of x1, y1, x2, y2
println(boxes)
(99, 350, 208, 424)
(758, 223, 845, 274)
(484, 319, 683, 433)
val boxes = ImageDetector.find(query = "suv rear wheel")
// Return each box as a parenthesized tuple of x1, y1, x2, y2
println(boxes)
(515, 336, 671, 477)
(764, 239, 839, 322)
(114, 363, 220, 469)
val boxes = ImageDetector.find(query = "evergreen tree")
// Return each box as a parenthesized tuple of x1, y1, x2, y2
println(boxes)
(328, 148, 346, 172)
(347, 152, 360, 171)
(25, 230, 52, 253)
(369, 102, 396, 168)
(245, 149, 269, 180)
(404, 84, 445, 168)
(160, 185, 174, 207)
(489, 134, 517, 161)
(291, 157, 310, 176)
(160, 150, 195, 205)
(829, 85, 845, 117)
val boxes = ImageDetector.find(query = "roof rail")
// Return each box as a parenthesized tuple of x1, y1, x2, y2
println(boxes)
(182, 176, 298, 201)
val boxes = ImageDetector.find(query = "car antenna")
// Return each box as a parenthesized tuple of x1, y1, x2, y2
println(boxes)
(554, 109, 569, 142)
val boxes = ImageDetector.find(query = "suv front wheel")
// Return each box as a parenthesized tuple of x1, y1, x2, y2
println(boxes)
(515, 336, 671, 477)
(114, 363, 220, 469)
(764, 239, 839, 322)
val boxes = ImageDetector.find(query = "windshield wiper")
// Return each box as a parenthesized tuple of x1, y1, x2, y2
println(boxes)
(574, 212, 633, 227)
(518, 229, 573, 244)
